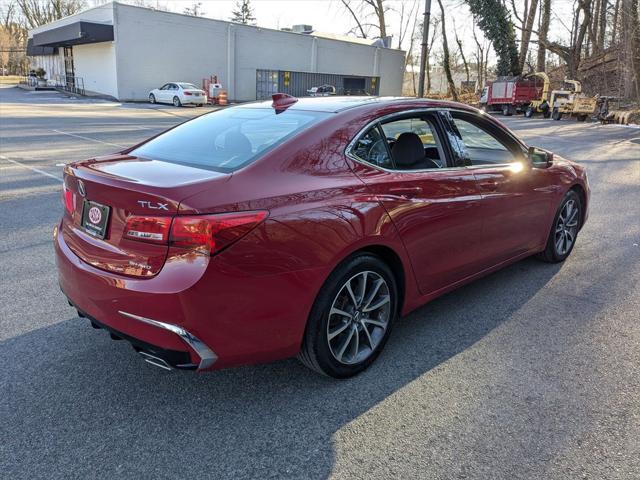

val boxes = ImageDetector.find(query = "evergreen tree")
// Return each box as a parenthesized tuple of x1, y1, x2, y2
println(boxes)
(464, 0, 520, 76)
(230, 0, 256, 25)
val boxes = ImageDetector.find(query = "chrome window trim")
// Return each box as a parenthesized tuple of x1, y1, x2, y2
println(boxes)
(118, 311, 217, 370)
(344, 107, 526, 174)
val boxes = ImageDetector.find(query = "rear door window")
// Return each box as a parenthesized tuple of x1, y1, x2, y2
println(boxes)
(131, 108, 329, 172)
(380, 117, 445, 169)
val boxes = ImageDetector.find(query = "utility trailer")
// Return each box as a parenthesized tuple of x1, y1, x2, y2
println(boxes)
(479, 76, 545, 116)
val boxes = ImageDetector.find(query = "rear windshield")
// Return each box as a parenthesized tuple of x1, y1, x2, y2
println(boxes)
(131, 108, 329, 172)
(179, 83, 198, 89)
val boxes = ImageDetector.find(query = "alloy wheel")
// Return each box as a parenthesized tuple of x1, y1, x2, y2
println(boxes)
(555, 199, 579, 256)
(326, 271, 391, 365)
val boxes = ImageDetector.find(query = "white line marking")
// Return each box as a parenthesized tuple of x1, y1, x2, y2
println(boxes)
(0, 155, 63, 182)
(52, 129, 126, 148)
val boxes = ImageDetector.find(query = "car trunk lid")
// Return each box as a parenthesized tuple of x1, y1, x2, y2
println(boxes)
(61, 154, 228, 277)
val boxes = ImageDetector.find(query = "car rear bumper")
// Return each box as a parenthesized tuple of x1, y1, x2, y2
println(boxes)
(55, 222, 213, 369)
(54, 219, 326, 371)
(67, 297, 209, 370)
(182, 95, 207, 104)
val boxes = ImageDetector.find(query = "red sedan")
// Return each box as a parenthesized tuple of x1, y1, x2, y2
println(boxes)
(55, 95, 589, 378)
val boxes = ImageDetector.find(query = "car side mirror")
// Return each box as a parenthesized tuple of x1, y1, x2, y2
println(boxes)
(528, 146, 553, 168)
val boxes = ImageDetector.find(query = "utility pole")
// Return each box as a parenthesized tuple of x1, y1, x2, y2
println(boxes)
(417, 0, 432, 98)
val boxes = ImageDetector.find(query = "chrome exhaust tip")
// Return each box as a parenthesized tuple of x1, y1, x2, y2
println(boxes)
(138, 351, 173, 371)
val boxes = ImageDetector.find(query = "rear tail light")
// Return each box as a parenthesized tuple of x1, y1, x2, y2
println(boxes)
(170, 211, 268, 255)
(62, 184, 74, 214)
(184, 91, 192, 96)
(124, 216, 171, 244)
(123, 211, 268, 255)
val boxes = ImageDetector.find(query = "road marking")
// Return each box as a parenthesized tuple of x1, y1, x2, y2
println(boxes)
(0, 155, 62, 182)
(52, 129, 126, 148)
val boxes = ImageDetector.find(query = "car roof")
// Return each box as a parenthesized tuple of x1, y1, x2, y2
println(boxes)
(237, 96, 475, 113)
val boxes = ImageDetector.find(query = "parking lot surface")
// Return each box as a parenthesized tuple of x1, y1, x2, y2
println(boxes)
(1, 86, 639, 479)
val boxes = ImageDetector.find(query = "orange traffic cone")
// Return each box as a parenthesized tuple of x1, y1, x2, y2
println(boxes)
(218, 90, 228, 106)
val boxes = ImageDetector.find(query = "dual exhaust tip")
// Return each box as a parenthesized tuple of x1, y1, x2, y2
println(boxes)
(137, 351, 173, 371)
(82, 310, 174, 371)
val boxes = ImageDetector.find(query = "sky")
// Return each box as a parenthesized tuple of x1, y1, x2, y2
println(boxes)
(1, 0, 577, 66)
(143, 0, 482, 54)
(148, 0, 576, 63)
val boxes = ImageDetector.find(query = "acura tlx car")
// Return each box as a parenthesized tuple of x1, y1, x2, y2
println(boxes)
(55, 94, 589, 378)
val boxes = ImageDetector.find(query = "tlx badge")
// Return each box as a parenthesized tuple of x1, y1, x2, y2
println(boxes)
(137, 200, 169, 210)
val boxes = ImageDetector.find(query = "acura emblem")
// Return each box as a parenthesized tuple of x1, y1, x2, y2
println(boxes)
(77, 180, 86, 197)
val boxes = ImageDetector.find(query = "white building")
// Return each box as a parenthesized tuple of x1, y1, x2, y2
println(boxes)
(27, 2, 405, 102)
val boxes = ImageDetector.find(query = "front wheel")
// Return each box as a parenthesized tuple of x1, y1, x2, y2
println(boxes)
(524, 106, 534, 118)
(149, 93, 156, 104)
(537, 190, 582, 263)
(552, 108, 562, 120)
(298, 254, 397, 378)
(576, 114, 587, 122)
(173, 96, 181, 107)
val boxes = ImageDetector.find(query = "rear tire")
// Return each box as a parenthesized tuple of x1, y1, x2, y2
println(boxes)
(552, 108, 562, 120)
(525, 106, 534, 118)
(173, 96, 181, 107)
(502, 105, 513, 116)
(537, 190, 582, 263)
(576, 114, 587, 122)
(298, 253, 398, 378)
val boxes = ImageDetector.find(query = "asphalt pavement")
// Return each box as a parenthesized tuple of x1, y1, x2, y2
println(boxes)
(1, 86, 639, 479)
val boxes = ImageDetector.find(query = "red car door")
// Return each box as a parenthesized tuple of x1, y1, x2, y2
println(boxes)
(444, 110, 555, 265)
(347, 112, 483, 296)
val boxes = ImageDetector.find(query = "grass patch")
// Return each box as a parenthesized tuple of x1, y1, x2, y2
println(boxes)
(0, 76, 23, 84)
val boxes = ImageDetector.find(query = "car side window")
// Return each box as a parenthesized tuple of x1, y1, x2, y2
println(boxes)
(449, 115, 520, 165)
(160, 84, 170, 90)
(380, 116, 445, 170)
(351, 126, 393, 169)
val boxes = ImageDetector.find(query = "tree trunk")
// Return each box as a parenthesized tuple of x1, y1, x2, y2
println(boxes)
(437, 0, 458, 100)
(426, 19, 439, 93)
(611, 0, 621, 44)
(597, 0, 608, 49)
(537, 0, 551, 71)
(518, 0, 539, 72)
(472, 22, 484, 89)
(621, 0, 640, 99)
(456, 36, 470, 85)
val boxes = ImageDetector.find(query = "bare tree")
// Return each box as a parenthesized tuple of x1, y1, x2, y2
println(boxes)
(471, 21, 485, 88)
(452, 19, 470, 85)
(538, 0, 594, 78)
(183, 2, 204, 17)
(396, 0, 418, 49)
(436, 0, 458, 100)
(341, 0, 389, 40)
(16, 0, 85, 29)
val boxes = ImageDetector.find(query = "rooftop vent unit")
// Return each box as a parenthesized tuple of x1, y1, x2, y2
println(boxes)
(292, 24, 313, 34)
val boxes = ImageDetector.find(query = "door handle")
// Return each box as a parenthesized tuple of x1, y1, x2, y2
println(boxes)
(389, 187, 423, 198)
(478, 181, 499, 192)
